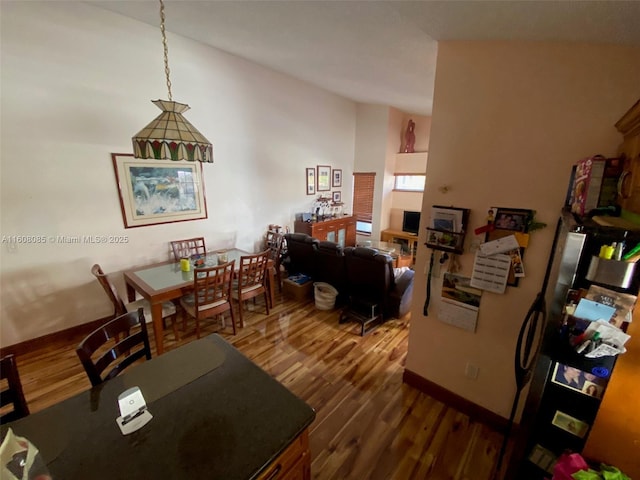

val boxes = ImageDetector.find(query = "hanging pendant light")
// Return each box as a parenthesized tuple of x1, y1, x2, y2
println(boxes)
(132, 0, 213, 162)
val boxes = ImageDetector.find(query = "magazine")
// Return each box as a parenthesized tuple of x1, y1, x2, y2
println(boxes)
(585, 284, 637, 327)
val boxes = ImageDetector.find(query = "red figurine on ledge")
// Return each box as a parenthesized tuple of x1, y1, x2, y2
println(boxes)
(403, 119, 415, 153)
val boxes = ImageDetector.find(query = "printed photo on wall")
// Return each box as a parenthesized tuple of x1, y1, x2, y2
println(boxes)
(441, 273, 482, 308)
(550, 362, 609, 399)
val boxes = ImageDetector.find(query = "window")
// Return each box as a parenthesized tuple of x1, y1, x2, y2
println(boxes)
(394, 174, 425, 192)
(353, 172, 375, 235)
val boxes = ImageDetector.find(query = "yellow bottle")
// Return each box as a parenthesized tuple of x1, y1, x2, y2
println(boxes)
(180, 257, 191, 272)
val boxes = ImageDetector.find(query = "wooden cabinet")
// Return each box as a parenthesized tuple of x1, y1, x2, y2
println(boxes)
(380, 229, 419, 264)
(256, 429, 310, 480)
(615, 99, 640, 215)
(294, 216, 356, 247)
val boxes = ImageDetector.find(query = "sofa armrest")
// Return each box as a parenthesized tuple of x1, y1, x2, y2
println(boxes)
(386, 269, 415, 318)
(394, 268, 414, 293)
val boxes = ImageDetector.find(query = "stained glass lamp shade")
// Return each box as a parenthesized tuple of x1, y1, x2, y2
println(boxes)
(132, 100, 213, 162)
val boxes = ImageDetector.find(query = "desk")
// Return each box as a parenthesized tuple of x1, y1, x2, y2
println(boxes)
(380, 229, 419, 265)
(1, 335, 315, 479)
(124, 249, 275, 355)
(357, 239, 413, 268)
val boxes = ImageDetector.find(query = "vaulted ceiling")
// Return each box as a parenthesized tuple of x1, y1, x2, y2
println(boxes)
(92, 1, 640, 115)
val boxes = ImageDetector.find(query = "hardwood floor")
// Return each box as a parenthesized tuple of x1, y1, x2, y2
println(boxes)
(10, 294, 504, 479)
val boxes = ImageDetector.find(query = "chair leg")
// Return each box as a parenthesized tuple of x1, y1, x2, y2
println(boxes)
(229, 306, 237, 335)
(182, 308, 188, 333)
(263, 291, 270, 316)
(171, 313, 180, 341)
(237, 298, 244, 329)
(195, 315, 201, 339)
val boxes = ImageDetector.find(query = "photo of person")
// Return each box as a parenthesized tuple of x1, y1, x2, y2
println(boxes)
(553, 364, 585, 389)
(494, 210, 527, 231)
(551, 410, 589, 438)
(583, 382, 602, 398)
(551, 362, 609, 397)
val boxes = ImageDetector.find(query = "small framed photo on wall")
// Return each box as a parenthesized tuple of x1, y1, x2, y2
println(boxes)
(306, 168, 315, 195)
(332, 191, 341, 203)
(332, 169, 342, 187)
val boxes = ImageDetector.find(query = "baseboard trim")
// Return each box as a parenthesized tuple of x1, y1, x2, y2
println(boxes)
(402, 368, 512, 434)
(0, 316, 112, 358)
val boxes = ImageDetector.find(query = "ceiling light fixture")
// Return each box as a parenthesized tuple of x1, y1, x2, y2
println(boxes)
(132, 0, 213, 162)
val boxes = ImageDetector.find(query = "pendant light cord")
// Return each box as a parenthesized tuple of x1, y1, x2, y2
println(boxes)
(159, 0, 173, 101)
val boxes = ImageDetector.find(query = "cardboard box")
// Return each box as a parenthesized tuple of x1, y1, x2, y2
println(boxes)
(283, 278, 313, 302)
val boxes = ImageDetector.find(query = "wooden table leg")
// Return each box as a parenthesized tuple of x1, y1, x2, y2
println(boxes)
(151, 302, 165, 355)
(126, 282, 136, 303)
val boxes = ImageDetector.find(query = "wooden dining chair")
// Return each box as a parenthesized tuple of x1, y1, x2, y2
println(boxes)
(170, 237, 206, 261)
(91, 264, 179, 341)
(265, 231, 285, 292)
(76, 309, 152, 387)
(0, 354, 30, 423)
(180, 261, 236, 338)
(232, 251, 271, 328)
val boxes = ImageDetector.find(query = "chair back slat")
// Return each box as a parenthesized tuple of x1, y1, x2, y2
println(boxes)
(170, 237, 206, 261)
(0, 354, 30, 422)
(239, 251, 269, 289)
(76, 309, 151, 387)
(93, 333, 148, 380)
(92, 264, 127, 317)
(180, 260, 236, 338)
(194, 260, 235, 309)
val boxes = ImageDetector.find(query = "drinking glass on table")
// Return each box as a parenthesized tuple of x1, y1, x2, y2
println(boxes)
(204, 251, 218, 267)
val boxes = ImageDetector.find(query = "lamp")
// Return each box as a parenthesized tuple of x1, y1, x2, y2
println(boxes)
(132, 0, 213, 162)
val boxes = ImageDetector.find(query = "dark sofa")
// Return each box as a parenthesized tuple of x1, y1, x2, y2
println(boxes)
(283, 233, 414, 319)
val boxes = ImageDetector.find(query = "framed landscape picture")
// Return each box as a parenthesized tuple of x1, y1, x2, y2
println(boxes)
(112, 153, 207, 228)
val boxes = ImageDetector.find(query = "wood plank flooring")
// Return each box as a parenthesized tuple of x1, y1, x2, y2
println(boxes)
(8, 294, 504, 479)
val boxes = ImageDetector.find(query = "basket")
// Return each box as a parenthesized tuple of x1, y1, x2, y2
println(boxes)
(313, 282, 338, 310)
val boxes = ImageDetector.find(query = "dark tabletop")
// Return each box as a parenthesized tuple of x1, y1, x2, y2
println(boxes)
(1, 334, 315, 480)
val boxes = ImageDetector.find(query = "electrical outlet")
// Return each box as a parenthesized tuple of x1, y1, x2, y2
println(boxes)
(465, 363, 479, 380)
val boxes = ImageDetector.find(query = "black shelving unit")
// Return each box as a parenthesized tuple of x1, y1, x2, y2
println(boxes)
(506, 211, 639, 480)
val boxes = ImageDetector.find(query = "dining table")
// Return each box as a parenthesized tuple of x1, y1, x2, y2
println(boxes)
(0, 334, 315, 480)
(123, 248, 276, 355)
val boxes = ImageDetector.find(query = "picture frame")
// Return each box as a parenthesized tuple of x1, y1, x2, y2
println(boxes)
(112, 153, 207, 228)
(486, 207, 533, 286)
(551, 410, 590, 438)
(425, 205, 470, 254)
(306, 167, 316, 195)
(332, 168, 342, 188)
(426, 228, 465, 252)
(317, 165, 331, 191)
(493, 208, 530, 232)
(332, 191, 341, 203)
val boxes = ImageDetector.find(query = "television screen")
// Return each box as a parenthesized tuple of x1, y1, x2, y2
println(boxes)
(402, 211, 421, 235)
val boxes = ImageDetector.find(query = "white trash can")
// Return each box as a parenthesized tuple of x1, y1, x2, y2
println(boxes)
(313, 282, 338, 310)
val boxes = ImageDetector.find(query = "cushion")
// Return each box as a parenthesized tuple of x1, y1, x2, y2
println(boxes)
(125, 299, 176, 324)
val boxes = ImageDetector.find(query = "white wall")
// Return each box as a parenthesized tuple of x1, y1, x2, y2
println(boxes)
(406, 41, 640, 419)
(354, 104, 389, 239)
(0, 2, 356, 347)
(389, 113, 430, 231)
